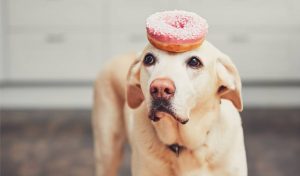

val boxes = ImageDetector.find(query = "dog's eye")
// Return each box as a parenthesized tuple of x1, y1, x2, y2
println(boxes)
(187, 56, 203, 69)
(143, 53, 156, 66)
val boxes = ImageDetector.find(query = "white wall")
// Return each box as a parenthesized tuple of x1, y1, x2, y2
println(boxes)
(0, 0, 4, 81)
(0, 0, 300, 108)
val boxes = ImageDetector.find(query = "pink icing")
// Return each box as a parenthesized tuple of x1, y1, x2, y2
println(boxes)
(146, 10, 208, 44)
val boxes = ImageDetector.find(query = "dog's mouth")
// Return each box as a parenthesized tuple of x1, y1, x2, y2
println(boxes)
(149, 98, 189, 124)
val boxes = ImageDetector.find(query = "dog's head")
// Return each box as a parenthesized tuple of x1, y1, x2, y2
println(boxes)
(127, 40, 242, 127)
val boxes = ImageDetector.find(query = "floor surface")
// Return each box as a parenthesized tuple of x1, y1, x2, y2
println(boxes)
(1, 108, 299, 176)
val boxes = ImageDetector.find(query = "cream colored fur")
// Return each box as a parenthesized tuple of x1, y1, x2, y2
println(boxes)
(92, 41, 247, 176)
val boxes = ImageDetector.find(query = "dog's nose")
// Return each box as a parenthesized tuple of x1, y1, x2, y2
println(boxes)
(150, 78, 175, 99)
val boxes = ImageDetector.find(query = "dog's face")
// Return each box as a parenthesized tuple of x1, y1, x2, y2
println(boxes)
(140, 43, 220, 124)
(127, 41, 242, 143)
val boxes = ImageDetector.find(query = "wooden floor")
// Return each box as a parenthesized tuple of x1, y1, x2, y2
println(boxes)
(1, 108, 299, 176)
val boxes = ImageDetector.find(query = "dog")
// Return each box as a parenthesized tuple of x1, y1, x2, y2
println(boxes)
(92, 40, 247, 176)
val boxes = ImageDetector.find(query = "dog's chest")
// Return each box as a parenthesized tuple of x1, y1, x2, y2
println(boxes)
(168, 144, 217, 175)
(164, 123, 226, 176)
(151, 114, 213, 148)
(126, 106, 228, 176)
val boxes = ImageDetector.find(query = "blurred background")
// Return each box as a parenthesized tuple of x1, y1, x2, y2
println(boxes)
(0, 0, 299, 176)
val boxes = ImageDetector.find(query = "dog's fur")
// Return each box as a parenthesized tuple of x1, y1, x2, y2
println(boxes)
(92, 41, 247, 176)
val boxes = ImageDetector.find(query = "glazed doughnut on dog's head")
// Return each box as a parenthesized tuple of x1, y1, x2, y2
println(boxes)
(146, 10, 208, 53)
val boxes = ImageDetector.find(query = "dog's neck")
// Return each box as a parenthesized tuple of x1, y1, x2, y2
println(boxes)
(166, 97, 222, 156)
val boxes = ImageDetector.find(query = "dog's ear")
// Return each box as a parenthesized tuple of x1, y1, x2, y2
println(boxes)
(216, 54, 243, 112)
(126, 59, 144, 109)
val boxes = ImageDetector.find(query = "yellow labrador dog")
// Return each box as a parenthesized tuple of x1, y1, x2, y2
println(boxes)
(92, 41, 247, 176)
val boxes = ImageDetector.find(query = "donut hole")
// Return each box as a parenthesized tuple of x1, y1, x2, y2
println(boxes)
(164, 15, 191, 29)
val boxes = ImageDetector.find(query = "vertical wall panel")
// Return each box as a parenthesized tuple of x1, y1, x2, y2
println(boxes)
(0, 0, 5, 81)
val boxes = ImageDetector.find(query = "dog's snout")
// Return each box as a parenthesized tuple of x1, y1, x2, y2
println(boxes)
(150, 78, 175, 100)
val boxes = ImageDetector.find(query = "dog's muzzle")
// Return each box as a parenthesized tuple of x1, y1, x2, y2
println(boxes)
(149, 98, 189, 124)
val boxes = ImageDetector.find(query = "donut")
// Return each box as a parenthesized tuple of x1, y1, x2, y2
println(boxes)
(146, 10, 208, 53)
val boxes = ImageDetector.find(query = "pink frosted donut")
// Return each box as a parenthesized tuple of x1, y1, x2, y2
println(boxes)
(146, 10, 208, 52)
